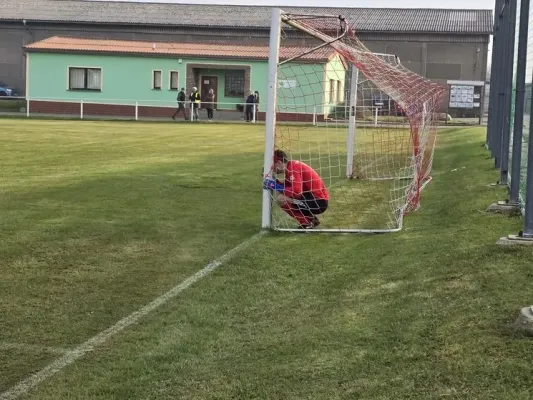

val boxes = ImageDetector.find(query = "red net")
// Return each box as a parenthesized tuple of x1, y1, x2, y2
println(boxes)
(266, 13, 447, 232)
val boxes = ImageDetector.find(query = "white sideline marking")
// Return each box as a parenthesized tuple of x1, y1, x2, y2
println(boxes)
(0, 231, 265, 400)
(0, 342, 70, 356)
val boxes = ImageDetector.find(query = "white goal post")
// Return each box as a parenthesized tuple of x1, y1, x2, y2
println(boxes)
(261, 8, 446, 233)
(261, 8, 283, 229)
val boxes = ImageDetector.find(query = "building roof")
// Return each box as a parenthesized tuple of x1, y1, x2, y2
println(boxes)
(3, 0, 493, 34)
(24, 36, 336, 62)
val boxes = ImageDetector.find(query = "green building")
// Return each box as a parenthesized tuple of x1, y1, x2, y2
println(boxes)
(23, 36, 347, 121)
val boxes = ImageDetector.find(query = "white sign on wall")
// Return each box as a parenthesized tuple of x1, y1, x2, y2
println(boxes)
(449, 85, 475, 109)
(278, 80, 297, 89)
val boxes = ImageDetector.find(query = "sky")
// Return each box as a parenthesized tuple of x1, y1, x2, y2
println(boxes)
(115, 0, 495, 10)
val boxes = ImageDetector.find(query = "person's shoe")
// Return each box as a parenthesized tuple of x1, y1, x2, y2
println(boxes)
(298, 224, 314, 230)
(298, 218, 320, 230)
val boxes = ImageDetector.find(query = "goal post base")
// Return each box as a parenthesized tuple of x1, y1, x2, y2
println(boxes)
(274, 228, 402, 234)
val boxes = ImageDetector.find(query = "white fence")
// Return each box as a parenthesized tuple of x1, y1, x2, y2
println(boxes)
(0, 96, 389, 126)
(9, 97, 264, 123)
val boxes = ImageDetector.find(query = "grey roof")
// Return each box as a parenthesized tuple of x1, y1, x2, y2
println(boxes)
(2, 0, 493, 34)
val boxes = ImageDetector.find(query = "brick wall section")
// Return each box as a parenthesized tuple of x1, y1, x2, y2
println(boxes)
(28, 100, 324, 122)
(256, 112, 325, 123)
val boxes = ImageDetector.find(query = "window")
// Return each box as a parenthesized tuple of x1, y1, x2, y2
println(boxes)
(169, 71, 179, 90)
(336, 80, 343, 102)
(225, 70, 245, 97)
(329, 79, 335, 103)
(152, 70, 162, 90)
(68, 67, 102, 91)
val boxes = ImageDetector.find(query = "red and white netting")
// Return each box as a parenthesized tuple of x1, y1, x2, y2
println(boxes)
(267, 13, 446, 232)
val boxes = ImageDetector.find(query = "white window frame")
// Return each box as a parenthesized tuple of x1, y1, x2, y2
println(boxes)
(224, 70, 245, 97)
(152, 70, 162, 90)
(67, 66, 103, 91)
(336, 80, 343, 102)
(329, 78, 335, 103)
(169, 70, 179, 90)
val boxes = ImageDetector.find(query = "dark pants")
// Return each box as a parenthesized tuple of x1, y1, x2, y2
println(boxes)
(245, 105, 254, 122)
(206, 108, 214, 119)
(292, 192, 328, 217)
(172, 103, 187, 119)
(281, 191, 328, 226)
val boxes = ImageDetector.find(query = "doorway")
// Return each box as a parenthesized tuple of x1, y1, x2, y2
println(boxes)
(200, 76, 218, 109)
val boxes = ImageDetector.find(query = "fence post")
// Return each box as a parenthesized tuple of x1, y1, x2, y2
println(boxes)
(523, 118, 533, 237)
(374, 106, 379, 126)
(498, 0, 517, 185)
(135, 101, 139, 121)
(496, 0, 533, 245)
(26, 98, 30, 118)
(489, 0, 507, 163)
(487, 0, 504, 151)
(253, 104, 256, 123)
(509, 0, 530, 205)
(80, 100, 84, 119)
(501, 77, 533, 242)
(313, 106, 316, 126)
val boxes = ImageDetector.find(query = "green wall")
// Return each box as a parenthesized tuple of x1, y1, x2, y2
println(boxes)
(28, 53, 268, 110)
(325, 55, 346, 114)
(278, 63, 325, 114)
(277, 56, 346, 115)
(29, 53, 185, 107)
(27, 52, 345, 114)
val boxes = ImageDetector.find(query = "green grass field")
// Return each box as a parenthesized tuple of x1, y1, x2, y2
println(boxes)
(2, 119, 533, 399)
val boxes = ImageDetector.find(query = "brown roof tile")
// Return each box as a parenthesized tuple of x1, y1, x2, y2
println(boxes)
(24, 36, 335, 62)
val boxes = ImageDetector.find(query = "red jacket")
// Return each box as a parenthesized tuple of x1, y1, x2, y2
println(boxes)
(281, 160, 329, 200)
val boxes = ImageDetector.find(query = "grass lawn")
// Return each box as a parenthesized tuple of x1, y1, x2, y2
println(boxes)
(2, 119, 533, 399)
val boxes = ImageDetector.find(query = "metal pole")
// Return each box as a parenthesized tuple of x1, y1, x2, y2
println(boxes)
(346, 65, 359, 178)
(487, 0, 505, 156)
(492, 0, 507, 163)
(261, 7, 282, 229)
(510, 0, 530, 204)
(498, 0, 517, 183)
(495, 0, 510, 168)
(523, 87, 533, 237)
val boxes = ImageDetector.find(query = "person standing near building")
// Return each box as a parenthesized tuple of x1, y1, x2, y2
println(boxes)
(253, 90, 260, 121)
(204, 88, 215, 121)
(245, 92, 255, 122)
(189, 87, 201, 121)
(172, 87, 187, 120)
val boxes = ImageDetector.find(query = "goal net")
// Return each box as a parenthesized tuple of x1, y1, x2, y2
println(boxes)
(261, 9, 446, 233)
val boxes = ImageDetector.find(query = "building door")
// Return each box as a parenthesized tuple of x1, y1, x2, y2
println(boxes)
(200, 76, 218, 108)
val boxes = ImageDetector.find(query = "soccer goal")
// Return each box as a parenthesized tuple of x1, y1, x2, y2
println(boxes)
(261, 8, 446, 233)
